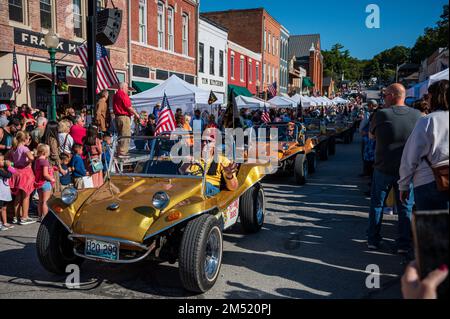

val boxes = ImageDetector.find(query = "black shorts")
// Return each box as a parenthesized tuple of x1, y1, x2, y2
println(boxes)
(0, 200, 5, 208)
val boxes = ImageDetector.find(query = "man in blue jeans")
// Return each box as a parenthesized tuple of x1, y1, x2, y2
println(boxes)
(368, 83, 421, 254)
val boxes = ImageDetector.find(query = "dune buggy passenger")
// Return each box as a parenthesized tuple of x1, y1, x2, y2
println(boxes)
(180, 133, 238, 197)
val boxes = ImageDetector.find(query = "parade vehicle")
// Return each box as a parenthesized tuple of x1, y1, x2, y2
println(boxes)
(35, 134, 271, 293)
(251, 122, 318, 185)
(303, 118, 337, 161)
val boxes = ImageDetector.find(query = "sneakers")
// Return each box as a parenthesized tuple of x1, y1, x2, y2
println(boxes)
(0, 224, 14, 231)
(12, 217, 19, 224)
(367, 243, 380, 251)
(18, 218, 37, 225)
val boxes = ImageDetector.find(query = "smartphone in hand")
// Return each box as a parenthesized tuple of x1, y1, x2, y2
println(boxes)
(412, 210, 449, 299)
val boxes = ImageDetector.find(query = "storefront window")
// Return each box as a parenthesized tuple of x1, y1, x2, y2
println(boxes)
(40, 0, 52, 29)
(210, 47, 215, 76)
(73, 0, 83, 38)
(139, 0, 147, 43)
(219, 50, 224, 77)
(157, 2, 165, 49)
(199, 43, 204, 73)
(167, 7, 174, 52)
(9, 0, 24, 23)
(182, 14, 189, 56)
(230, 55, 235, 79)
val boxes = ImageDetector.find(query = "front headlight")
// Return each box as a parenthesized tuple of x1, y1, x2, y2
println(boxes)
(61, 187, 78, 205)
(152, 192, 170, 210)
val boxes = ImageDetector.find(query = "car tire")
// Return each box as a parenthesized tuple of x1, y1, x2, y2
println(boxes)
(307, 152, 317, 174)
(179, 214, 223, 293)
(36, 213, 83, 275)
(320, 141, 329, 161)
(294, 154, 308, 185)
(239, 184, 265, 234)
(328, 137, 336, 156)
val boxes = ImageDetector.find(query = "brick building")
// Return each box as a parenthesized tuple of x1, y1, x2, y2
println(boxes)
(0, 0, 129, 110)
(130, 0, 198, 93)
(202, 8, 282, 97)
(289, 34, 324, 95)
(227, 41, 262, 96)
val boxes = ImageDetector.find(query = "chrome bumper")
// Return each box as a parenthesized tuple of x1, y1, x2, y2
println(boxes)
(68, 234, 156, 264)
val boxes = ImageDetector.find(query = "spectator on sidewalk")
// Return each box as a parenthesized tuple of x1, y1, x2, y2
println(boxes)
(367, 83, 421, 253)
(7, 131, 35, 225)
(95, 90, 110, 135)
(399, 80, 449, 211)
(0, 104, 10, 128)
(58, 153, 72, 191)
(42, 121, 61, 192)
(69, 115, 87, 145)
(33, 144, 55, 220)
(83, 125, 103, 188)
(113, 82, 140, 157)
(70, 144, 87, 190)
(58, 120, 74, 157)
(30, 117, 48, 151)
(0, 154, 15, 231)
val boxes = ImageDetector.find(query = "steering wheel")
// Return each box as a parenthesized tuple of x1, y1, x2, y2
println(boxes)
(180, 160, 205, 177)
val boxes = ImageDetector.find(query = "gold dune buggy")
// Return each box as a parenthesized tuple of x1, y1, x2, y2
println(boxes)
(36, 134, 272, 293)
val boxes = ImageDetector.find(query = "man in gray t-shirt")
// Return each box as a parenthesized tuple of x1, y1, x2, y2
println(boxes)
(367, 83, 421, 253)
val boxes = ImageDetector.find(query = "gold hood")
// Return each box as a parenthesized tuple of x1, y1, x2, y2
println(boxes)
(71, 176, 204, 243)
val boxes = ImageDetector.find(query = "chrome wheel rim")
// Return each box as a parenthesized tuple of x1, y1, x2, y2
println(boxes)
(204, 227, 221, 281)
(256, 190, 264, 225)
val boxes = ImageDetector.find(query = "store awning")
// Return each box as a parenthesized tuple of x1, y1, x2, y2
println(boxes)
(132, 81, 159, 93)
(303, 77, 315, 88)
(228, 84, 253, 97)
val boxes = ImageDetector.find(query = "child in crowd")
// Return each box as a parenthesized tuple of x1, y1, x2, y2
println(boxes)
(70, 144, 87, 190)
(102, 134, 112, 175)
(0, 154, 15, 231)
(33, 144, 55, 220)
(59, 153, 72, 191)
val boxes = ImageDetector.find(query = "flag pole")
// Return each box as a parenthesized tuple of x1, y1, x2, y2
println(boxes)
(87, 0, 97, 123)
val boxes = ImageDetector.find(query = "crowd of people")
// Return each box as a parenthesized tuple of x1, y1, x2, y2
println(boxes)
(0, 103, 113, 229)
(357, 80, 449, 299)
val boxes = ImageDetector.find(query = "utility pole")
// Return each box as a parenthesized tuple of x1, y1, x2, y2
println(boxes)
(87, 0, 97, 121)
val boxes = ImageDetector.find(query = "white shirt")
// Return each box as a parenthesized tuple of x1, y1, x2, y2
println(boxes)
(398, 111, 449, 191)
(58, 133, 74, 155)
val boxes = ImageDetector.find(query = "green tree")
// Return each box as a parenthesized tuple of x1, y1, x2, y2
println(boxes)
(411, 4, 449, 63)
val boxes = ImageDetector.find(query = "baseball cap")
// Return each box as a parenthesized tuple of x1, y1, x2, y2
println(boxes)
(368, 99, 378, 106)
(0, 104, 9, 112)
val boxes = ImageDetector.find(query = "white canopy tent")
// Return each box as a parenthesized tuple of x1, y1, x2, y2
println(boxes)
(130, 75, 223, 115)
(235, 96, 270, 109)
(333, 97, 349, 104)
(429, 68, 449, 87)
(302, 96, 318, 107)
(290, 94, 312, 108)
(268, 96, 298, 108)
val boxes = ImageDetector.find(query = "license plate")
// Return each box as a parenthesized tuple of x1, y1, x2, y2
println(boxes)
(85, 239, 119, 261)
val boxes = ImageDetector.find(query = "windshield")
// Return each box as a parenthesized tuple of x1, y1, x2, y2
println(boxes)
(109, 135, 202, 178)
(253, 123, 298, 143)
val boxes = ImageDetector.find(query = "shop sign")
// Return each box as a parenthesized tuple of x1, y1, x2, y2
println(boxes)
(14, 28, 82, 55)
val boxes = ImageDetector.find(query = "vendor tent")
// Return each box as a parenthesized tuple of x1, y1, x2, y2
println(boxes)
(429, 68, 449, 87)
(130, 75, 223, 115)
(268, 96, 297, 108)
(290, 94, 312, 108)
(302, 96, 318, 107)
(235, 96, 270, 109)
(333, 97, 349, 104)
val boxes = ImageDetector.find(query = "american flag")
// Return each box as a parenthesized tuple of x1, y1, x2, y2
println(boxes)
(77, 43, 119, 94)
(268, 82, 277, 97)
(155, 93, 176, 135)
(261, 105, 271, 123)
(12, 47, 21, 94)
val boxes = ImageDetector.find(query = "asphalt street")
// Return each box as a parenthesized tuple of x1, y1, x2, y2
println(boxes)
(0, 135, 409, 299)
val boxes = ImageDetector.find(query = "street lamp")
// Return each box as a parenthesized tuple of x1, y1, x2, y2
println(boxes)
(44, 29, 60, 121)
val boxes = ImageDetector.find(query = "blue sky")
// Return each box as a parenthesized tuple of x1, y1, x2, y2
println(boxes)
(201, 0, 448, 60)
